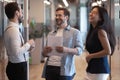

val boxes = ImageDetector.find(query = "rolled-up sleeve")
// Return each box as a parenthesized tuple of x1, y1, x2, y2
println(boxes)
(75, 30, 84, 55)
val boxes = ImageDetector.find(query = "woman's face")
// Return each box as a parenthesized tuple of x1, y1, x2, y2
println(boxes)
(89, 8, 101, 26)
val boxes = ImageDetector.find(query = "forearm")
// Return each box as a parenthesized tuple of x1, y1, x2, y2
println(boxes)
(63, 47, 78, 55)
(89, 50, 110, 59)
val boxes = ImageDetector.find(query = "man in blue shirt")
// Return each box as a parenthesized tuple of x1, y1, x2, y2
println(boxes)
(42, 7, 83, 80)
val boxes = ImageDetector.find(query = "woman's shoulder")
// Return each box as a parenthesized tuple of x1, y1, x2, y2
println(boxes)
(98, 29, 107, 38)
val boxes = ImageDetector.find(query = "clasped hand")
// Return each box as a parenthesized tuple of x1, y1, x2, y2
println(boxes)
(42, 46, 63, 56)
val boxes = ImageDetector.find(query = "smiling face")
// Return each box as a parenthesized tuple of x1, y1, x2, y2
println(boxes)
(55, 10, 68, 28)
(89, 7, 101, 27)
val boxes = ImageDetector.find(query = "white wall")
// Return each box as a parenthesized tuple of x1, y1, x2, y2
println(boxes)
(115, 6, 120, 36)
(80, 7, 87, 32)
(69, 5, 77, 26)
(29, 0, 45, 23)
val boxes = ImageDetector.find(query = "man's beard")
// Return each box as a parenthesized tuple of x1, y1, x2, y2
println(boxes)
(56, 19, 64, 26)
(18, 16, 23, 24)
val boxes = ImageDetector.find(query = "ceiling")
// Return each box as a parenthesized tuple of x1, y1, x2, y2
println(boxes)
(53, 0, 90, 7)
(54, 0, 79, 6)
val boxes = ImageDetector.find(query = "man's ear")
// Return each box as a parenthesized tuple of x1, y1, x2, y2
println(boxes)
(15, 10, 19, 17)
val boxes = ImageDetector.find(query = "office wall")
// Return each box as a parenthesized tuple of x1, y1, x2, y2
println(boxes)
(29, 0, 45, 23)
(115, 6, 120, 36)
(0, 2, 2, 36)
(69, 5, 77, 26)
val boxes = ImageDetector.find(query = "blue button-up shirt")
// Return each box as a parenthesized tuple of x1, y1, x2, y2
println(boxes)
(42, 25, 83, 77)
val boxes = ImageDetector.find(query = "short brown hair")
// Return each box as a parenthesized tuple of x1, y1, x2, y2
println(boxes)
(56, 7, 70, 17)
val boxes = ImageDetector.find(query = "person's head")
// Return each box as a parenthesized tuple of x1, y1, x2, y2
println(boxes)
(89, 6, 109, 28)
(55, 7, 70, 28)
(5, 2, 23, 23)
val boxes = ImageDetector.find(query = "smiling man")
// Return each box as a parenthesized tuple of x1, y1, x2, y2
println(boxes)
(42, 7, 84, 80)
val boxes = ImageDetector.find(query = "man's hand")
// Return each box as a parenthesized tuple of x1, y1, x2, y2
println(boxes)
(42, 46, 52, 57)
(28, 39, 35, 51)
(28, 39, 35, 48)
(56, 46, 63, 53)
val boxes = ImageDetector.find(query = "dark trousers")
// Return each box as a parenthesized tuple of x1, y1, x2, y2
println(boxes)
(6, 61, 27, 80)
(45, 65, 74, 80)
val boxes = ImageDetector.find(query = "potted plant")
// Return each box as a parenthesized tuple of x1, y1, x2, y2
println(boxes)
(29, 19, 50, 39)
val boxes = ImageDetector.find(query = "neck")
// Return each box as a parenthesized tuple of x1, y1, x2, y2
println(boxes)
(91, 22, 97, 28)
(58, 23, 68, 29)
(10, 18, 19, 24)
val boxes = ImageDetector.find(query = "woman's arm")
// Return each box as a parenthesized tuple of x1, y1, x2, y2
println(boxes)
(86, 29, 111, 62)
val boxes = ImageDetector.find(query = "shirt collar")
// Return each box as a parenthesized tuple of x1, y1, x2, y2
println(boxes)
(54, 25, 71, 33)
(8, 21, 20, 29)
